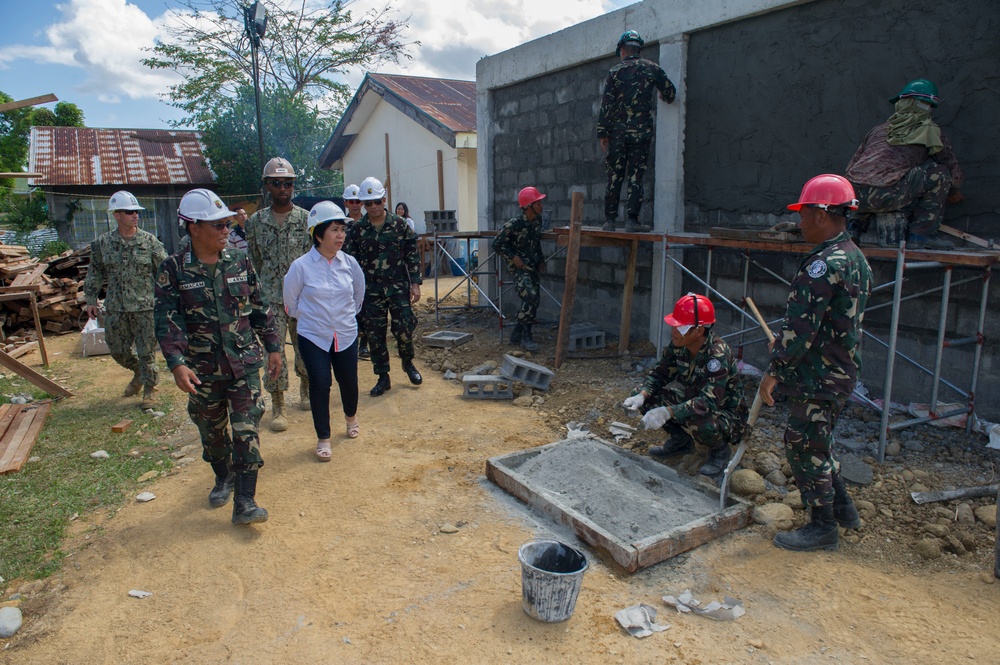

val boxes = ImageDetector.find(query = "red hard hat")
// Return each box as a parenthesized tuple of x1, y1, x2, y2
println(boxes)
(787, 174, 858, 212)
(664, 293, 716, 327)
(517, 186, 546, 208)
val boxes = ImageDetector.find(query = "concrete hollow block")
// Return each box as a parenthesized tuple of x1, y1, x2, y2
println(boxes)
(499, 354, 554, 391)
(462, 374, 514, 400)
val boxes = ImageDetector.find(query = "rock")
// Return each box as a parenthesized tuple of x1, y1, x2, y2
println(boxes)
(910, 483, 930, 493)
(838, 452, 873, 485)
(730, 469, 766, 497)
(151, 411, 165, 418)
(923, 523, 950, 538)
(903, 440, 925, 453)
(879, 508, 894, 519)
(931, 506, 953, 519)
(469, 362, 497, 375)
(943, 536, 967, 556)
(27, 456, 40, 463)
(442, 370, 457, 380)
(439, 524, 459, 534)
(955, 503, 976, 525)
(136, 492, 156, 503)
(912, 469, 930, 480)
(748, 639, 766, 650)
(783, 490, 804, 510)
(531, 396, 545, 406)
(128, 590, 153, 598)
(90, 450, 110, 459)
(512, 396, 533, 407)
(901, 470, 915, 482)
(958, 533, 977, 553)
(753, 452, 782, 476)
(764, 469, 787, 486)
(431, 363, 442, 372)
(980, 573, 996, 585)
(753, 503, 794, 526)
(517, 387, 533, 398)
(974, 505, 997, 528)
(836, 437, 867, 452)
(17, 580, 43, 596)
(913, 539, 942, 560)
(855, 500, 875, 515)
(884, 441, 901, 457)
(137, 471, 158, 483)
(0, 606, 22, 638)
(442, 361, 459, 372)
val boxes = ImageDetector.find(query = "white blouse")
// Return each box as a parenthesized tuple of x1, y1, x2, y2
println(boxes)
(283, 247, 366, 352)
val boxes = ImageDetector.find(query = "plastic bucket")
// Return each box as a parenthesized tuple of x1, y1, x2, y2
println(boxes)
(518, 539, 588, 622)
(449, 257, 467, 276)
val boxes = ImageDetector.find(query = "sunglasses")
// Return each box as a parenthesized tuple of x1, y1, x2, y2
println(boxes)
(269, 180, 295, 189)
(198, 221, 232, 231)
(363, 200, 383, 207)
(345, 199, 361, 205)
(116, 210, 139, 215)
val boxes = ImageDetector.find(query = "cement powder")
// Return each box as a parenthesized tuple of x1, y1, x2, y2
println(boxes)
(511, 438, 719, 543)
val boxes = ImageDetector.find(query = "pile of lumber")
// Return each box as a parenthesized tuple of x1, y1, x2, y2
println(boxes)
(0, 244, 90, 338)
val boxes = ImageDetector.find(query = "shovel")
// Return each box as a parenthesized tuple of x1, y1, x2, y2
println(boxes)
(720, 297, 775, 509)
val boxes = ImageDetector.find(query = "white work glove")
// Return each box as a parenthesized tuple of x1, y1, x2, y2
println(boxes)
(640, 406, 672, 431)
(622, 394, 646, 411)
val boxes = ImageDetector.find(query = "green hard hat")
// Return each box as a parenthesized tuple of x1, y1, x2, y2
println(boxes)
(890, 79, 940, 107)
(616, 30, 644, 56)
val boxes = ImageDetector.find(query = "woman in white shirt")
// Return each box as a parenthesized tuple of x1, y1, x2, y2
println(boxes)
(283, 201, 366, 461)
(394, 201, 416, 232)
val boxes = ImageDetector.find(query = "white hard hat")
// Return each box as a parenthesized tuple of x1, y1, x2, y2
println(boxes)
(308, 201, 348, 236)
(177, 188, 234, 226)
(358, 176, 385, 201)
(342, 184, 361, 200)
(108, 191, 144, 211)
(262, 157, 296, 180)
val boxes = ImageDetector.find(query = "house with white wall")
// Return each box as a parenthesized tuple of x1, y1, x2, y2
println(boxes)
(319, 73, 477, 233)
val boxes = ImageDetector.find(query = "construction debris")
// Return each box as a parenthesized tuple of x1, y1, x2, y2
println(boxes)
(615, 604, 671, 638)
(663, 590, 746, 621)
(0, 244, 91, 342)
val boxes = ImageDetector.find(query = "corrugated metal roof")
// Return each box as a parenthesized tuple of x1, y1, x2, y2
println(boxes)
(368, 73, 476, 133)
(28, 127, 216, 187)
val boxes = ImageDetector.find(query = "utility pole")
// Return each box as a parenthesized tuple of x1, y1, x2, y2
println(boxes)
(244, 2, 267, 199)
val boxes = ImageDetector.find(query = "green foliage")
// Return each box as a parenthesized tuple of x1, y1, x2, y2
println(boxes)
(0, 195, 48, 233)
(39, 240, 71, 259)
(0, 91, 86, 196)
(202, 86, 342, 197)
(143, 0, 414, 127)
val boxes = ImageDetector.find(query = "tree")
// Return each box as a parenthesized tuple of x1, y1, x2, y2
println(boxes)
(0, 91, 85, 199)
(201, 85, 342, 197)
(143, 0, 414, 126)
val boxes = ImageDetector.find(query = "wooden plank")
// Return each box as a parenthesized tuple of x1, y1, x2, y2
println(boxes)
(939, 224, 996, 249)
(618, 239, 639, 354)
(8, 342, 37, 359)
(0, 348, 72, 398)
(0, 285, 41, 293)
(0, 93, 58, 113)
(10, 263, 49, 287)
(0, 402, 51, 474)
(710, 227, 801, 243)
(554, 192, 584, 370)
(0, 404, 19, 441)
(111, 419, 133, 433)
(29, 292, 48, 366)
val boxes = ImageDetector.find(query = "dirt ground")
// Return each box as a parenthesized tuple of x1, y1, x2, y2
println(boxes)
(4, 284, 1000, 664)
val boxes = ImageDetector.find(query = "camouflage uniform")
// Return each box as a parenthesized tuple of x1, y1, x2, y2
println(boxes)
(493, 211, 543, 325)
(154, 248, 281, 471)
(83, 228, 167, 388)
(345, 212, 422, 376)
(640, 330, 747, 449)
(597, 55, 676, 221)
(245, 205, 311, 392)
(767, 231, 872, 508)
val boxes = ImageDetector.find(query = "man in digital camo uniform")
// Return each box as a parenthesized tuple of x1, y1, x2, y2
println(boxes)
(342, 182, 369, 360)
(493, 186, 546, 352)
(155, 188, 282, 526)
(624, 293, 748, 477)
(245, 157, 312, 432)
(597, 30, 676, 232)
(345, 176, 423, 397)
(84, 190, 167, 410)
(760, 174, 872, 552)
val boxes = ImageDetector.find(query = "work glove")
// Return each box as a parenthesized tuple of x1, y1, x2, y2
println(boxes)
(640, 406, 672, 430)
(622, 394, 645, 411)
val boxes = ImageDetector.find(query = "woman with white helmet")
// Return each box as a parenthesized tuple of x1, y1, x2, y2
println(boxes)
(283, 201, 366, 460)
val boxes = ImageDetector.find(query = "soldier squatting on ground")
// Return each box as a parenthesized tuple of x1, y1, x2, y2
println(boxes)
(624, 293, 748, 477)
(345, 176, 423, 397)
(154, 188, 282, 526)
(760, 174, 873, 552)
(246, 157, 312, 432)
(84, 191, 167, 410)
(493, 186, 546, 352)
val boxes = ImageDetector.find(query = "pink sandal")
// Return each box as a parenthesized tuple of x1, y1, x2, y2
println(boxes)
(346, 418, 360, 439)
(316, 440, 332, 462)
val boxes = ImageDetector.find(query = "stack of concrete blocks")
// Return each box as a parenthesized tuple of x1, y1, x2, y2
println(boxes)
(462, 354, 555, 400)
(425, 210, 458, 233)
(422, 331, 473, 348)
(568, 322, 606, 352)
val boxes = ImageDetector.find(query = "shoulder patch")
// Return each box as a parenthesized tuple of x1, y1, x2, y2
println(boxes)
(707, 358, 722, 373)
(807, 259, 828, 279)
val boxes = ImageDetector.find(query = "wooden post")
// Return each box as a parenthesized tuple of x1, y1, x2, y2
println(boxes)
(995, 483, 999, 579)
(555, 192, 584, 369)
(29, 291, 48, 367)
(437, 150, 445, 210)
(384, 133, 392, 204)
(618, 239, 639, 354)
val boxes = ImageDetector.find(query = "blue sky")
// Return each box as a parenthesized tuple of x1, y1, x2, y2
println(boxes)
(1, 0, 637, 130)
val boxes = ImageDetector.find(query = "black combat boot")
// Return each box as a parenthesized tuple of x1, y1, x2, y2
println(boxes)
(208, 459, 235, 508)
(773, 504, 839, 552)
(402, 360, 423, 385)
(602, 218, 617, 231)
(508, 323, 523, 345)
(648, 432, 694, 458)
(231, 471, 268, 525)
(370, 373, 392, 397)
(625, 217, 651, 232)
(832, 474, 862, 529)
(698, 443, 732, 476)
(520, 325, 541, 352)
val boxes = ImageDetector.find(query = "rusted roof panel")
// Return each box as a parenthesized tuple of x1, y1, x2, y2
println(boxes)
(29, 127, 216, 187)
(369, 73, 476, 133)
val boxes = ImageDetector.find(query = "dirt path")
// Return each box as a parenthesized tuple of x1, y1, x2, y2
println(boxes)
(3, 329, 999, 664)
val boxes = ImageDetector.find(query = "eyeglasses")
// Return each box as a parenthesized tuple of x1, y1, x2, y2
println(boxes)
(269, 180, 295, 189)
(345, 199, 361, 205)
(363, 200, 383, 207)
(198, 221, 232, 231)
(115, 210, 139, 215)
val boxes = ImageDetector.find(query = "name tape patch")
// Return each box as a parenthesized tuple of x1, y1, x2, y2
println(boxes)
(179, 281, 205, 291)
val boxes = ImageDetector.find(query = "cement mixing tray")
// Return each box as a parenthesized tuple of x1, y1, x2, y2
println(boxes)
(487, 436, 752, 572)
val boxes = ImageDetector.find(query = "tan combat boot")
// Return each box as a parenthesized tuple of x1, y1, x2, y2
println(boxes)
(140, 385, 158, 410)
(299, 378, 311, 411)
(270, 391, 288, 432)
(123, 371, 142, 397)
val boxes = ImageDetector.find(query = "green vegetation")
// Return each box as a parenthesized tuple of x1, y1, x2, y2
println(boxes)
(38, 240, 72, 259)
(0, 91, 85, 198)
(0, 372, 178, 582)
